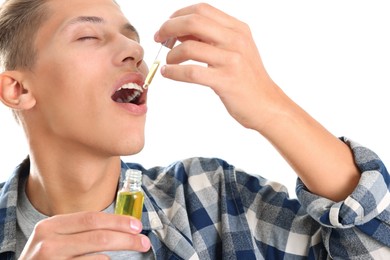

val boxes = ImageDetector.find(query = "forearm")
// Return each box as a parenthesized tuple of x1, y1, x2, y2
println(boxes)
(258, 92, 360, 202)
(154, 3, 360, 201)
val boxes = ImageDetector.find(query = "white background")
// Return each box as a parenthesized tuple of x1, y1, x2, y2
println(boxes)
(1, 0, 389, 197)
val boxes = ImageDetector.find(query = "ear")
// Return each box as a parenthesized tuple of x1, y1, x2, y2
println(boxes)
(0, 71, 36, 110)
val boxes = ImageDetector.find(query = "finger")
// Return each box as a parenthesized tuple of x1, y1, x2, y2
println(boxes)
(167, 40, 231, 67)
(58, 231, 150, 255)
(40, 212, 142, 235)
(164, 41, 245, 92)
(161, 63, 221, 88)
(75, 255, 110, 260)
(155, 15, 229, 46)
(33, 231, 150, 257)
(155, 5, 244, 49)
(169, 3, 240, 30)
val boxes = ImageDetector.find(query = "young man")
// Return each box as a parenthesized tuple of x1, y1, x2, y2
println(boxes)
(0, 0, 389, 259)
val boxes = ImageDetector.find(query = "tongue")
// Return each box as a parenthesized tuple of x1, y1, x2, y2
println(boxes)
(112, 89, 135, 103)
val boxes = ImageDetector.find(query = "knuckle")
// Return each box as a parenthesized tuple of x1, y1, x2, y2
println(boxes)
(231, 31, 249, 50)
(228, 52, 243, 67)
(184, 66, 199, 82)
(81, 211, 100, 228)
(35, 240, 56, 257)
(179, 42, 194, 57)
(193, 3, 212, 14)
(90, 231, 110, 246)
(33, 219, 50, 237)
(240, 21, 251, 35)
(235, 33, 248, 47)
(184, 15, 200, 30)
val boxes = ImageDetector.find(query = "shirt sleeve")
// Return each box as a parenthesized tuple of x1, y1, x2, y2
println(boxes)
(296, 137, 390, 258)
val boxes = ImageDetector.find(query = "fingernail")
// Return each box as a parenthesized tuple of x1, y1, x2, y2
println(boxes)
(154, 31, 160, 42)
(160, 65, 166, 76)
(130, 220, 142, 232)
(141, 236, 151, 250)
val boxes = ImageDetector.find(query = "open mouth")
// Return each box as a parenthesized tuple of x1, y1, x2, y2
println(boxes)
(111, 83, 144, 105)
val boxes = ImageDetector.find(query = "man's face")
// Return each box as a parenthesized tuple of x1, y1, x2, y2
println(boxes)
(24, 0, 149, 156)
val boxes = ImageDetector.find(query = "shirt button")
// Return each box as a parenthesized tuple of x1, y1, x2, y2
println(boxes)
(151, 217, 160, 227)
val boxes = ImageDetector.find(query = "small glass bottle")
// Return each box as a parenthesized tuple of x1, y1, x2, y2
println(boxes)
(114, 169, 144, 220)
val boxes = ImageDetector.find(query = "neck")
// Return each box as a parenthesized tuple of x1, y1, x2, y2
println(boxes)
(26, 148, 122, 216)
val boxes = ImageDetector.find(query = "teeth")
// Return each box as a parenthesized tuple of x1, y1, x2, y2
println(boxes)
(115, 93, 141, 103)
(126, 92, 141, 103)
(117, 82, 143, 92)
(114, 82, 142, 104)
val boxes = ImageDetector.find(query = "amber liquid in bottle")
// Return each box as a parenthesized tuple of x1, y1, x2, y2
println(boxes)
(114, 169, 144, 220)
(115, 190, 144, 220)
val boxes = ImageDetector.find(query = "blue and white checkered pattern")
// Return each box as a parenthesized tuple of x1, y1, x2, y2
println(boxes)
(1, 137, 389, 259)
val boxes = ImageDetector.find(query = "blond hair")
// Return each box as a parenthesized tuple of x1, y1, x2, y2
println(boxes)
(0, 0, 49, 72)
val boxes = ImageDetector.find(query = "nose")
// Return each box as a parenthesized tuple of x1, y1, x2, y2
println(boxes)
(115, 37, 144, 69)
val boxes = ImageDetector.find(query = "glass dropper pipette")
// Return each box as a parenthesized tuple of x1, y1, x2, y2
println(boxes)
(142, 38, 176, 90)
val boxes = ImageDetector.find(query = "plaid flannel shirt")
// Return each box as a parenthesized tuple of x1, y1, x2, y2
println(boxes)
(1, 137, 389, 259)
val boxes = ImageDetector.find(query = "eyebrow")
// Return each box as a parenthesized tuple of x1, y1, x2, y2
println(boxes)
(63, 16, 140, 41)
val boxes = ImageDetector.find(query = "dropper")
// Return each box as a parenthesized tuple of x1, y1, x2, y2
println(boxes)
(142, 38, 177, 90)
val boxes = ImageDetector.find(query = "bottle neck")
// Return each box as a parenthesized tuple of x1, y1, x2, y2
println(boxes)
(122, 169, 143, 192)
(123, 180, 142, 191)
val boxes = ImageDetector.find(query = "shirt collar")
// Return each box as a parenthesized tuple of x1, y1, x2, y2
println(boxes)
(0, 158, 164, 256)
(0, 157, 29, 255)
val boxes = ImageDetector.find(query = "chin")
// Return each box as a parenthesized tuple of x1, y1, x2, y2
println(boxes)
(122, 147, 144, 156)
(118, 138, 145, 156)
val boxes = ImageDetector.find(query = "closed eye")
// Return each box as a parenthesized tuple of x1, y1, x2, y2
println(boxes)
(77, 36, 98, 41)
